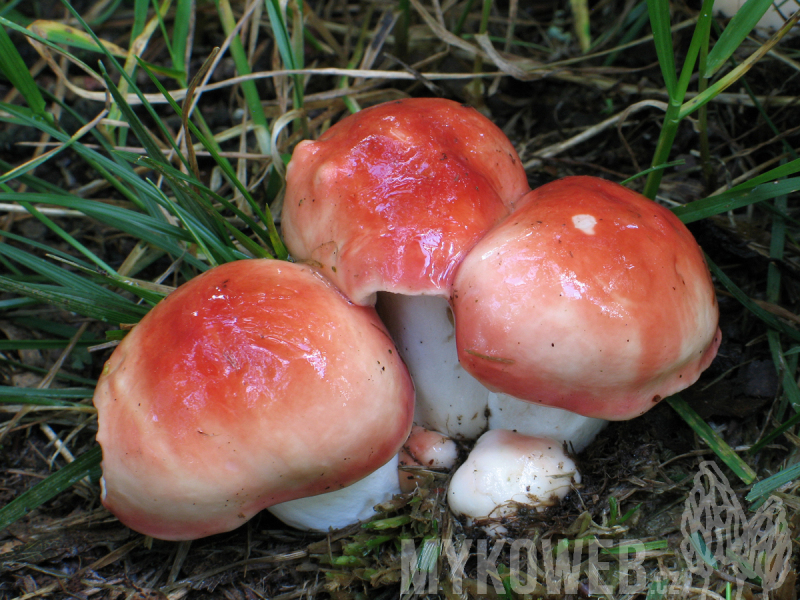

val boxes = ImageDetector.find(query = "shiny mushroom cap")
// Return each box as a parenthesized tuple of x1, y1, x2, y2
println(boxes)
(282, 98, 529, 305)
(93, 259, 414, 540)
(453, 176, 721, 420)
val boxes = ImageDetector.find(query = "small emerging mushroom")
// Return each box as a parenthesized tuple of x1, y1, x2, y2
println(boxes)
(398, 425, 459, 492)
(93, 260, 414, 540)
(448, 430, 580, 536)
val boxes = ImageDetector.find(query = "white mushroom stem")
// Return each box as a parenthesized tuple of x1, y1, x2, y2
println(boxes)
(377, 293, 488, 439)
(267, 456, 401, 532)
(488, 393, 606, 454)
(377, 293, 607, 449)
(448, 430, 581, 536)
(270, 427, 460, 530)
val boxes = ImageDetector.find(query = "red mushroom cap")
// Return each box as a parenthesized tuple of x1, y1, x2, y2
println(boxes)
(93, 260, 414, 540)
(281, 98, 529, 304)
(452, 176, 721, 420)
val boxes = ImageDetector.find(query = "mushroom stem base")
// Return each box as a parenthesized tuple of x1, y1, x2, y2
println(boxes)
(267, 456, 401, 532)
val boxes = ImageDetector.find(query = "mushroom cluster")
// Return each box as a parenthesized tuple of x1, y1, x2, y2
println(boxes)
(281, 98, 720, 529)
(94, 98, 721, 539)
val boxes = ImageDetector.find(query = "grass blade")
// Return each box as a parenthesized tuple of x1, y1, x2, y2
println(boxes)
(750, 409, 800, 453)
(668, 395, 757, 484)
(171, 0, 193, 77)
(0, 387, 94, 403)
(26, 19, 127, 56)
(216, 0, 271, 153)
(265, 0, 304, 109)
(642, 0, 715, 199)
(746, 462, 800, 508)
(0, 241, 144, 310)
(0, 357, 97, 386)
(0, 340, 96, 350)
(0, 446, 102, 533)
(706, 255, 800, 344)
(0, 14, 97, 81)
(0, 277, 146, 324)
(672, 178, 800, 223)
(139, 156, 275, 255)
(0, 23, 48, 117)
(135, 60, 288, 258)
(705, 0, 776, 77)
(0, 192, 207, 271)
(679, 12, 800, 120)
(645, 0, 677, 96)
(0, 100, 163, 219)
(15, 199, 117, 275)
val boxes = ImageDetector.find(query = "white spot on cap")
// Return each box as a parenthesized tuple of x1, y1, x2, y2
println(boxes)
(572, 214, 597, 234)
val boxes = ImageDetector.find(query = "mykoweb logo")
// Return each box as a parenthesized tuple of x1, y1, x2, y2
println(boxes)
(401, 536, 649, 595)
(681, 462, 791, 598)
(401, 462, 791, 597)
